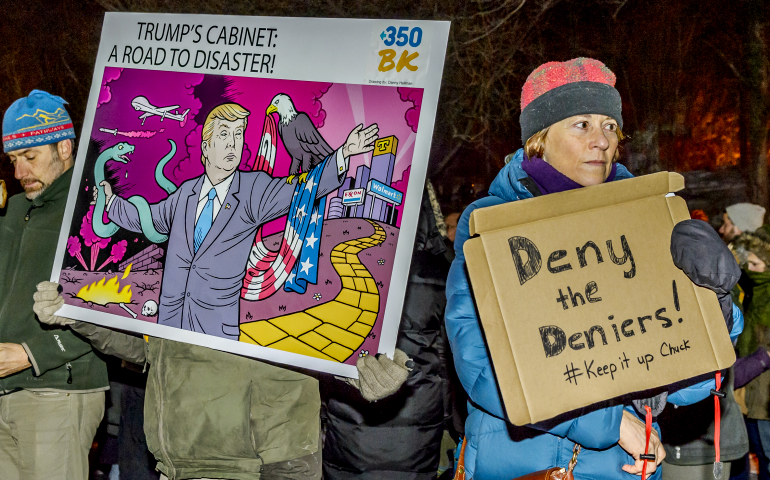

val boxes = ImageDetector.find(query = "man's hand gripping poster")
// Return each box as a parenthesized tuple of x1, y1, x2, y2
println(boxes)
(50, 13, 450, 376)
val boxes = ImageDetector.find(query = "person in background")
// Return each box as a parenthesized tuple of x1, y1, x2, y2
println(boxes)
(730, 228, 770, 480)
(443, 212, 459, 245)
(720, 203, 767, 243)
(719, 202, 767, 314)
(92, 359, 159, 480)
(322, 184, 452, 479)
(444, 57, 743, 479)
(657, 209, 750, 480)
(0, 90, 109, 480)
(690, 209, 708, 223)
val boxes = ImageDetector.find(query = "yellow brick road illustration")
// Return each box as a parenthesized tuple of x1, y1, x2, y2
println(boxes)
(239, 220, 385, 362)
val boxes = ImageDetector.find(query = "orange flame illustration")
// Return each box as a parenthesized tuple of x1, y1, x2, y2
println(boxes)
(76, 264, 133, 305)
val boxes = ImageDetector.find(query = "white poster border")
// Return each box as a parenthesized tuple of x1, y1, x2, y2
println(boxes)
(50, 12, 450, 377)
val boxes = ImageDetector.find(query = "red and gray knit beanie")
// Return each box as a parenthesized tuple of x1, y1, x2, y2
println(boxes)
(519, 58, 622, 145)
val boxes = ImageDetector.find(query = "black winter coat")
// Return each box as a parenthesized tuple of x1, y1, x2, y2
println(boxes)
(322, 191, 451, 480)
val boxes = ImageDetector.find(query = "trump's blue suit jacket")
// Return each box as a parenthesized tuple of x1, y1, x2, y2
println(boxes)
(108, 160, 343, 339)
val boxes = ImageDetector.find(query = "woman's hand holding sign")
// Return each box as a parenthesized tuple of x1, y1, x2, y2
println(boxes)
(619, 410, 665, 476)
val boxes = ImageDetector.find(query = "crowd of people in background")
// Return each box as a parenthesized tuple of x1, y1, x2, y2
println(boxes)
(2, 56, 770, 480)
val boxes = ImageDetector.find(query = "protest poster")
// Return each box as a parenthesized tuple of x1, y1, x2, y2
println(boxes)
(463, 172, 736, 424)
(48, 13, 450, 377)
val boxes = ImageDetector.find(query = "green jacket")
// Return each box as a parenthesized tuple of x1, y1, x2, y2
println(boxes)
(738, 269, 770, 420)
(144, 337, 320, 480)
(0, 169, 108, 394)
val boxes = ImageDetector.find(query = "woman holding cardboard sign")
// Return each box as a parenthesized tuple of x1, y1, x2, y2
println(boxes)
(445, 58, 743, 480)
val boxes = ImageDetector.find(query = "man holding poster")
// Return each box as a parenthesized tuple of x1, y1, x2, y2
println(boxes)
(34, 102, 411, 479)
(0, 91, 108, 480)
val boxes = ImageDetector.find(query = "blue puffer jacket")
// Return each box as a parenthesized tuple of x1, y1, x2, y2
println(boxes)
(445, 149, 743, 479)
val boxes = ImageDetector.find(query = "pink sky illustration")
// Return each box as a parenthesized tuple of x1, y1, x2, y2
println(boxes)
(91, 68, 423, 231)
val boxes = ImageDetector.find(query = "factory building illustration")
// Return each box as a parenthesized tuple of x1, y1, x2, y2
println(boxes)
(327, 135, 403, 226)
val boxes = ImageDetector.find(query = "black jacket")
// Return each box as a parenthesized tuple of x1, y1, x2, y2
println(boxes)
(658, 367, 748, 465)
(322, 191, 451, 480)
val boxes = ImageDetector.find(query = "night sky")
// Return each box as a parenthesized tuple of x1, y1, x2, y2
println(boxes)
(0, 0, 767, 216)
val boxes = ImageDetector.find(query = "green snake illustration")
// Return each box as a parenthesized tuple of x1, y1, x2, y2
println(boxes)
(92, 140, 178, 243)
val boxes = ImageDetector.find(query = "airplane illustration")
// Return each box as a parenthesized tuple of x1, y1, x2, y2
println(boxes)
(131, 96, 189, 127)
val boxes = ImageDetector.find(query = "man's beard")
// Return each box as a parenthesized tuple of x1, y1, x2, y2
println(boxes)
(22, 149, 65, 199)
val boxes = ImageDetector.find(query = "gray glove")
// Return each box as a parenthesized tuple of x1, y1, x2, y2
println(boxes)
(670, 219, 741, 332)
(32, 281, 146, 365)
(33, 281, 74, 325)
(347, 348, 412, 401)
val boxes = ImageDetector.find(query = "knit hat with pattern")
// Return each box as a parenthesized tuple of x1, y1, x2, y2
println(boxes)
(3, 90, 76, 152)
(520, 58, 622, 145)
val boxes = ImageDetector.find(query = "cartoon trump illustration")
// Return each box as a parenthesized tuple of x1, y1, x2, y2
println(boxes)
(96, 102, 379, 339)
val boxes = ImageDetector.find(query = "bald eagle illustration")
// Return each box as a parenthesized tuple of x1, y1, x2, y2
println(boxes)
(267, 93, 334, 184)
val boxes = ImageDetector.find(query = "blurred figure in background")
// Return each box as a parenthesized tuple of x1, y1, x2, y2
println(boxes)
(92, 359, 159, 480)
(729, 220, 770, 480)
(443, 212, 459, 245)
(720, 203, 767, 243)
(657, 209, 750, 480)
(322, 184, 453, 479)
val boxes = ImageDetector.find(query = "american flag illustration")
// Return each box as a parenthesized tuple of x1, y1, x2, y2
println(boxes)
(241, 114, 327, 300)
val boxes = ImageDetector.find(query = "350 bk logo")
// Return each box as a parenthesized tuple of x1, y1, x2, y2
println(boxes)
(378, 26, 423, 73)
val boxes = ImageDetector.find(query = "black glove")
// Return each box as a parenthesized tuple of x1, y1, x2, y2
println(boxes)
(670, 219, 741, 333)
(633, 391, 668, 417)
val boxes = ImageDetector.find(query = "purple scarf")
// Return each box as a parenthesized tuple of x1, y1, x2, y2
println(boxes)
(521, 155, 617, 195)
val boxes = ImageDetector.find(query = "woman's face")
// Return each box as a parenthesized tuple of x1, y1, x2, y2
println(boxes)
(543, 114, 619, 187)
(747, 252, 766, 273)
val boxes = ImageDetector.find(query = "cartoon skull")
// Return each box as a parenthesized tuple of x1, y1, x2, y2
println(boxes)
(142, 300, 158, 317)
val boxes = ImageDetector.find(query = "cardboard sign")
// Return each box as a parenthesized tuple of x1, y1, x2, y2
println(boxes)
(464, 172, 735, 425)
(49, 13, 449, 378)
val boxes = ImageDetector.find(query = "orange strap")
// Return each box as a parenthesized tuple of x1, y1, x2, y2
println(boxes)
(454, 437, 467, 480)
(714, 371, 722, 463)
(640, 405, 652, 480)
